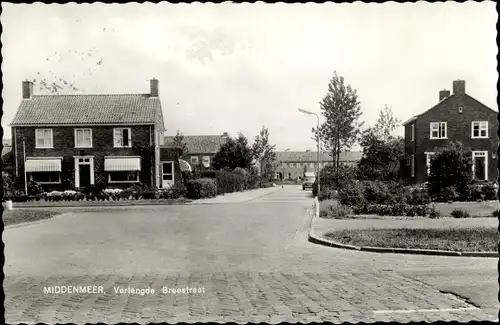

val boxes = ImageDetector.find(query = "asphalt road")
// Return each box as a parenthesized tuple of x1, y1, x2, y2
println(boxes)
(4, 185, 498, 323)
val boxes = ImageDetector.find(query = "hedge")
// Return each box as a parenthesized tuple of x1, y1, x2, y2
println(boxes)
(186, 178, 218, 199)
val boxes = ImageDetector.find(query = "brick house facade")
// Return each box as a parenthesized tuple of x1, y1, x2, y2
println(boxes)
(402, 79, 498, 183)
(10, 79, 181, 192)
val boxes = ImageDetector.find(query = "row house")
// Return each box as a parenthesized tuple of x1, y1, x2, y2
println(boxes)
(274, 150, 362, 180)
(402, 79, 498, 183)
(164, 133, 228, 168)
(9, 79, 182, 191)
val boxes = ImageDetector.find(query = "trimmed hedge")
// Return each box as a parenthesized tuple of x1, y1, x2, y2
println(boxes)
(186, 178, 218, 199)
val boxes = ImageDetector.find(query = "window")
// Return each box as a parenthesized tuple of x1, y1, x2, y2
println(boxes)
(410, 124, 415, 142)
(108, 171, 139, 183)
(430, 122, 447, 139)
(471, 121, 488, 139)
(310, 163, 314, 168)
(190, 156, 199, 165)
(289, 163, 294, 168)
(425, 152, 435, 176)
(30, 172, 60, 184)
(75, 128, 92, 148)
(411, 154, 415, 177)
(35, 129, 53, 148)
(202, 156, 210, 167)
(114, 128, 132, 147)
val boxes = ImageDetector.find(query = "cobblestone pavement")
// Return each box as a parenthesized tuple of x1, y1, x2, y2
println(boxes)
(4, 186, 499, 323)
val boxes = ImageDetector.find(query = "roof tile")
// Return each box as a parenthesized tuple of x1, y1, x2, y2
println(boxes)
(164, 135, 227, 154)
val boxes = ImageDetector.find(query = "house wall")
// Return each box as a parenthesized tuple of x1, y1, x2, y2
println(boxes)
(408, 95, 498, 183)
(13, 125, 156, 190)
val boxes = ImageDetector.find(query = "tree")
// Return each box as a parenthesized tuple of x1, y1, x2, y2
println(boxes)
(427, 141, 473, 200)
(315, 71, 364, 186)
(172, 130, 189, 157)
(373, 105, 401, 142)
(212, 133, 253, 171)
(252, 126, 277, 180)
(357, 128, 404, 181)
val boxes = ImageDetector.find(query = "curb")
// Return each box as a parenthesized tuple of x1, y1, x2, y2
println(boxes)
(308, 197, 498, 258)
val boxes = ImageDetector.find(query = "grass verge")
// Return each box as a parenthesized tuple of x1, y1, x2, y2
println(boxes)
(3, 209, 65, 226)
(324, 227, 498, 252)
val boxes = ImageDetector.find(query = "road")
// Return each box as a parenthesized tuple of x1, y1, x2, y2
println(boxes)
(4, 185, 498, 323)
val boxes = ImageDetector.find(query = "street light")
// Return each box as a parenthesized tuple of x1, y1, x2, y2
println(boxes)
(298, 108, 320, 198)
(281, 148, 290, 188)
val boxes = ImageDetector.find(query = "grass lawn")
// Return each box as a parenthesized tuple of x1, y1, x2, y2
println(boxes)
(3, 209, 66, 226)
(325, 227, 498, 252)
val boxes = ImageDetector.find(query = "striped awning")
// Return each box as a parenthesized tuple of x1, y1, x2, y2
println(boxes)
(179, 159, 192, 172)
(25, 158, 62, 172)
(104, 157, 141, 171)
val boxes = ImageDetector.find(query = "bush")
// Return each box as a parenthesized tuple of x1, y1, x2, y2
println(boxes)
(202, 170, 246, 195)
(167, 182, 187, 199)
(363, 181, 392, 204)
(450, 208, 471, 219)
(429, 208, 442, 219)
(339, 180, 365, 207)
(140, 191, 156, 200)
(409, 188, 431, 205)
(27, 180, 44, 196)
(434, 186, 458, 203)
(482, 183, 497, 201)
(186, 178, 218, 199)
(491, 209, 500, 218)
(318, 186, 338, 201)
(461, 184, 483, 202)
(427, 141, 473, 199)
(319, 201, 353, 219)
(233, 167, 249, 177)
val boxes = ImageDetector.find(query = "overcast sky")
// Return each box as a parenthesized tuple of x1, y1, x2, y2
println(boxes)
(1, 2, 497, 151)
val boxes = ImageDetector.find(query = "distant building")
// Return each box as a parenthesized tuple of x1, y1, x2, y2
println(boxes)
(274, 150, 362, 180)
(164, 133, 228, 168)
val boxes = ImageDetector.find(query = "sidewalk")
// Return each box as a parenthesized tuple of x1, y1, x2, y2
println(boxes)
(187, 186, 282, 204)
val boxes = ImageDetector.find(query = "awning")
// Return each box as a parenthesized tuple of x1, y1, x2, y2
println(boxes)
(179, 159, 192, 172)
(25, 158, 62, 172)
(104, 157, 141, 171)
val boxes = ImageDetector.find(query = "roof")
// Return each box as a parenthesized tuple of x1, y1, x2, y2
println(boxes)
(164, 135, 228, 154)
(10, 94, 161, 125)
(401, 93, 497, 126)
(275, 151, 362, 162)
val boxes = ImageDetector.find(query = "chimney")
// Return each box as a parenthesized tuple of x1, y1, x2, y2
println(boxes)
(150, 78, 159, 97)
(22, 80, 34, 99)
(439, 89, 450, 101)
(452, 79, 465, 95)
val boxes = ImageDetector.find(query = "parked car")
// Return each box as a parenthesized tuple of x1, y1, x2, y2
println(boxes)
(302, 172, 316, 190)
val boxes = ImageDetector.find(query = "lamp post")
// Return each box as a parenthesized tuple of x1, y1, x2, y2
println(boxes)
(281, 148, 290, 188)
(298, 108, 320, 198)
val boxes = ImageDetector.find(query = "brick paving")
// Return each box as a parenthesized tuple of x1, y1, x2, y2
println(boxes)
(5, 271, 497, 324)
(4, 186, 498, 323)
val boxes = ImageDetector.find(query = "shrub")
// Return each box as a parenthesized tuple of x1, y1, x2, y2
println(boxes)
(461, 184, 483, 202)
(168, 182, 187, 199)
(406, 204, 431, 217)
(339, 180, 365, 207)
(186, 178, 218, 199)
(409, 188, 431, 205)
(482, 183, 497, 201)
(363, 181, 392, 204)
(318, 186, 337, 201)
(319, 201, 353, 219)
(450, 208, 471, 219)
(427, 141, 473, 199)
(140, 191, 156, 200)
(491, 209, 500, 218)
(433, 186, 458, 203)
(202, 170, 246, 195)
(233, 167, 249, 177)
(27, 180, 44, 196)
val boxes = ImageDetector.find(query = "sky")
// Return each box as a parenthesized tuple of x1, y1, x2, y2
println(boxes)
(1, 2, 498, 151)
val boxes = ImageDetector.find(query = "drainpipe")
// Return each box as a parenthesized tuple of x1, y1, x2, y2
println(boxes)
(23, 138, 27, 195)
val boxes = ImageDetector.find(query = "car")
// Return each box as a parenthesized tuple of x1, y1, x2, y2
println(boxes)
(302, 172, 316, 190)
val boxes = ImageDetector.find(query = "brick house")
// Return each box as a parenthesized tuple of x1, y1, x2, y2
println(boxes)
(164, 133, 228, 168)
(9, 79, 182, 192)
(402, 79, 498, 184)
(274, 150, 362, 180)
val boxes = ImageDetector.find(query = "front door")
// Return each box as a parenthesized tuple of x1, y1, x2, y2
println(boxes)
(161, 162, 174, 188)
(79, 165, 91, 188)
(473, 151, 487, 181)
